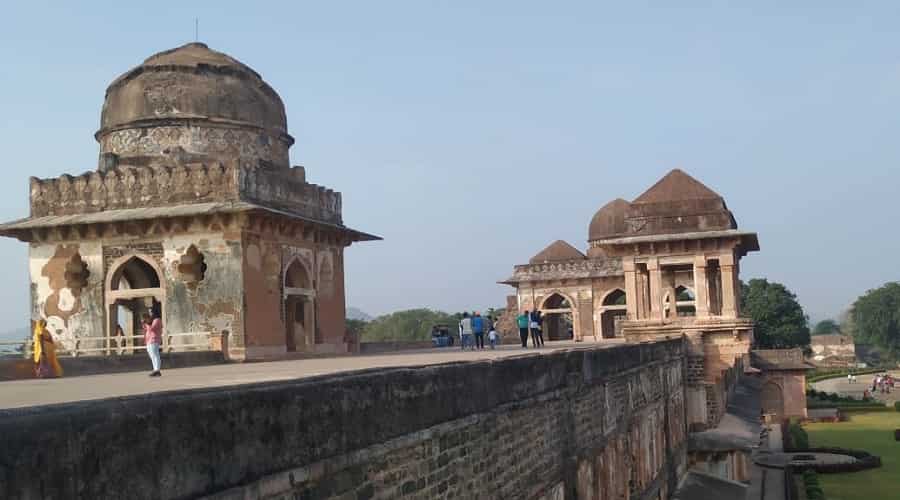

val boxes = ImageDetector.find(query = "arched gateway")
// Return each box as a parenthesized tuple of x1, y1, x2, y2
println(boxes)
(540, 293, 575, 341)
(105, 254, 164, 353)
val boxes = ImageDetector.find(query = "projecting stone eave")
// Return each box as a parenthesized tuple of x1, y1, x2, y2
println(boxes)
(0, 201, 382, 244)
(596, 229, 760, 255)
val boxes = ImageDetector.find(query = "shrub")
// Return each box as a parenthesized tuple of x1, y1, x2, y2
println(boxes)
(792, 447, 883, 473)
(895, 401, 900, 411)
(802, 470, 825, 499)
(788, 422, 809, 450)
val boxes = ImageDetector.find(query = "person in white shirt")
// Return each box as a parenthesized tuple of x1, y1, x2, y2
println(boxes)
(488, 326, 499, 349)
(459, 312, 473, 351)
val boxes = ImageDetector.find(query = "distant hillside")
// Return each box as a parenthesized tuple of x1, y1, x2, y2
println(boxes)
(346, 307, 373, 321)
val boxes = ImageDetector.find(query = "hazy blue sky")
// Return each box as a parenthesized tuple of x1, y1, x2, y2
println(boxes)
(1, 1, 898, 329)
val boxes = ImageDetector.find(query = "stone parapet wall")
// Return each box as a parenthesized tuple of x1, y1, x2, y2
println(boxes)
(505, 257, 623, 283)
(29, 163, 240, 217)
(28, 164, 341, 225)
(238, 165, 341, 224)
(0, 340, 687, 500)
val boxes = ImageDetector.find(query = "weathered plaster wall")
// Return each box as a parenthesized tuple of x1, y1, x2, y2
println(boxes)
(0, 341, 687, 500)
(29, 232, 244, 354)
(29, 241, 105, 350)
(162, 233, 244, 344)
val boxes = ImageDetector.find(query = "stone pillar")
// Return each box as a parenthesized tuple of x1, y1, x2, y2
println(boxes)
(693, 256, 709, 318)
(663, 268, 677, 319)
(719, 252, 737, 318)
(578, 294, 593, 341)
(648, 258, 663, 321)
(623, 258, 638, 320)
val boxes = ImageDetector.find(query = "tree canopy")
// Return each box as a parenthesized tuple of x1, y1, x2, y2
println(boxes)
(812, 319, 840, 335)
(354, 308, 505, 342)
(358, 309, 462, 342)
(740, 278, 810, 348)
(849, 282, 900, 358)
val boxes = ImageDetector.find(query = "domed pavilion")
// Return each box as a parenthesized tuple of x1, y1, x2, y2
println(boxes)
(502, 169, 761, 427)
(0, 43, 379, 361)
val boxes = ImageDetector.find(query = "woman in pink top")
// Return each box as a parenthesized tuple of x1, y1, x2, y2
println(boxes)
(142, 313, 163, 377)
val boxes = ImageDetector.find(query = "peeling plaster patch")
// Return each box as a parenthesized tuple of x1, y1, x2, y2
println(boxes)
(195, 300, 239, 333)
(57, 288, 76, 312)
(46, 316, 75, 352)
(40, 245, 84, 325)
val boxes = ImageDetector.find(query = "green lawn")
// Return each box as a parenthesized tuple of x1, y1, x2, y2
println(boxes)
(804, 411, 900, 500)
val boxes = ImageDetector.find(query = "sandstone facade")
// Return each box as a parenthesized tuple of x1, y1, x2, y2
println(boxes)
(503, 169, 759, 430)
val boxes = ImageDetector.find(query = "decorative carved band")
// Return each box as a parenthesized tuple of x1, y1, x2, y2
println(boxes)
(29, 163, 342, 225)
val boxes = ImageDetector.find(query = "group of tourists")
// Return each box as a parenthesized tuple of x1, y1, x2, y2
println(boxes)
(458, 312, 499, 350)
(872, 373, 895, 394)
(515, 310, 545, 348)
(30, 310, 164, 379)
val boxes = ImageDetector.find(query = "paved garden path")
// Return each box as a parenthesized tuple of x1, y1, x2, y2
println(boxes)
(0, 339, 622, 410)
(812, 370, 900, 405)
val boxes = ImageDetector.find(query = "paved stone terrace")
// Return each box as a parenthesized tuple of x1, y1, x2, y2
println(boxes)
(0, 340, 623, 410)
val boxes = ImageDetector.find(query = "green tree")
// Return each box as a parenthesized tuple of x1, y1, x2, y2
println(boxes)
(812, 319, 840, 335)
(741, 278, 810, 348)
(360, 309, 461, 342)
(849, 282, 900, 358)
(345, 318, 368, 337)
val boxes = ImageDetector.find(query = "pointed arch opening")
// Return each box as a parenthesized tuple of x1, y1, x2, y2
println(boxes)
(283, 257, 316, 353)
(599, 288, 627, 339)
(285, 258, 311, 289)
(105, 254, 165, 355)
(761, 381, 785, 420)
(540, 292, 574, 341)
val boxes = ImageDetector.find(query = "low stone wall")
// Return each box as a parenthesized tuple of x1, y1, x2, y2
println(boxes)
(359, 340, 435, 353)
(0, 340, 687, 500)
(0, 350, 225, 381)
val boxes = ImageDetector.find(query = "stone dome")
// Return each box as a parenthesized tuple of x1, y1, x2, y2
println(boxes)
(588, 198, 630, 241)
(96, 43, 293, 168)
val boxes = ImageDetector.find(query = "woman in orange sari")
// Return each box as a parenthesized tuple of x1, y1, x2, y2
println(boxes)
(32, 319, 63, 378)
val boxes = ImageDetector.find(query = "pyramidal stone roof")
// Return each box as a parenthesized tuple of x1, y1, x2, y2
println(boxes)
(632, 169, 723, 204)
(529, 240, 586, 264)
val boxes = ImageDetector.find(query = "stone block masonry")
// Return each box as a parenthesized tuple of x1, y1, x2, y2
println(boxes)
(0, 340, 687, 500)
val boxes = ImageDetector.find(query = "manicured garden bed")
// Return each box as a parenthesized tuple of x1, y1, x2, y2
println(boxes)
(805, 411, 900, 500)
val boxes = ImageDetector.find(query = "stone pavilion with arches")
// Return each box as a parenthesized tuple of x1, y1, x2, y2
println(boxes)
(503, 169, 777, 430)
(0, 43, 378, 360)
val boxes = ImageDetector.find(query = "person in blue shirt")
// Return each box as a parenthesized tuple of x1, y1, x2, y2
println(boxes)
(516, 311, 530, 348)
(471, 312, 485, 349)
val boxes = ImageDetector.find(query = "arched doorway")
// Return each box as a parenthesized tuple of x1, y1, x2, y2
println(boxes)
(106, 255, 164, 354)
(599, 289, 626, 339)
(284, 258, 316, 352)
(760, 382, 785, 420)
(541, 293, 574, 341)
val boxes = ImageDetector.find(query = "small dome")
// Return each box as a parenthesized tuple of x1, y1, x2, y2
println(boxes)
(588, 198, 630, 241)
(97, 42, 291, 146)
